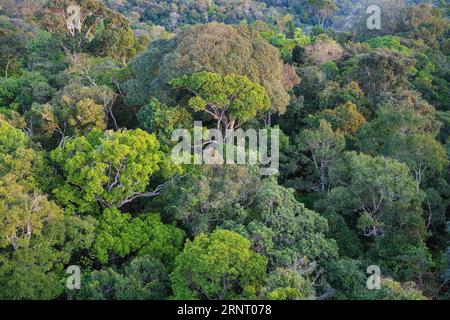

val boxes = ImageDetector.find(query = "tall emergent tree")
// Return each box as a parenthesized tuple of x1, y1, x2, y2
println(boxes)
(170, 71, 270, 131)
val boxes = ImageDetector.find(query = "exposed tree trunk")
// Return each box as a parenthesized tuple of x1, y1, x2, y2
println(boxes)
(5, 58, 13, 78)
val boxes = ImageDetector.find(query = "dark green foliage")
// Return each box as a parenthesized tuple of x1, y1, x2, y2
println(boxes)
(74, 255, 171, 300)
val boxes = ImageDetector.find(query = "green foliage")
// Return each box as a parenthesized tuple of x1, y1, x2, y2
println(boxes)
(328, 151, 425, 241)
(321, 61, 339, 81)
(166, 166, 338, 268)
(357, 90, 447, 187)
(361, 278, 427, 300)
(324, 151, 432, 283)
(0, 18, 29, 78)
(0, 0, 448, 301)
(170, 71, 270, 130)
(137, 98, 193, 144)
(126, 23, 290, 114)
(13, 71, 56, 112)
(75, 255, 171, 300)
(41, 0, 138, 62)
(93, 208, 185, 266)
(261, 27, 311, 62)
(283, 120, 345, 192)
(0, 77, 20, 110)
(0, 203, 96, 299)
(0, 177, 62, 249)
(318, 81, 368, 111)
(0, 245, 65, 299)
(50, 128, 178, 214)
(385, 133, 448, 187)
(0, 116, 49, 189)
(370, 234, 434, 282)
(325, 258, 366, 299)
(308, 102, 366, 134)
(171, 229, 268, 299)
(263, 267, 315, 300)
(24, 84, 116, 145)
(366, 36, 410, 54)
(343, 49, 414, 97)
(444, 223, 450, 282)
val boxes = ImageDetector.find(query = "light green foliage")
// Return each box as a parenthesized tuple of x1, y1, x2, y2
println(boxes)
(0, 120, 63, 258)
(261, 27, 311, 62)
(94, 208, 185, 266)
(0, 117, 35, 174)
(263, 267, 315, 300)
(171, 229, 268, 300)
(366, 35, 410, 54)
(51, 128, 179, 214)
(0, 177, 62, 249)
(0, 0, 448, 301)
(170, 71, 270, 130)
(0, 117, 51, 190)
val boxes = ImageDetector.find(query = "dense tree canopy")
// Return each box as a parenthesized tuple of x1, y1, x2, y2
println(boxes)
(170, 229, 268, 299)
(170, 71, 271, 130)
(50, 128, 180, 214)
(0, 0, 448, 301)
(125, 22, 292, 115)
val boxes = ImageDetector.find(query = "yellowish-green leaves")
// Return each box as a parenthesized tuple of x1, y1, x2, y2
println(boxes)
(170, 71, 270, 130)
(51, 128, 181, 214)
(94, 208, 185, 265)
(171, 229, 267, 300)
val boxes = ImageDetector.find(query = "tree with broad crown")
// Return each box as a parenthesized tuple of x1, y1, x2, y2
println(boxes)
(170, 71, 271, 131)
(50, 128, 181, 214)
